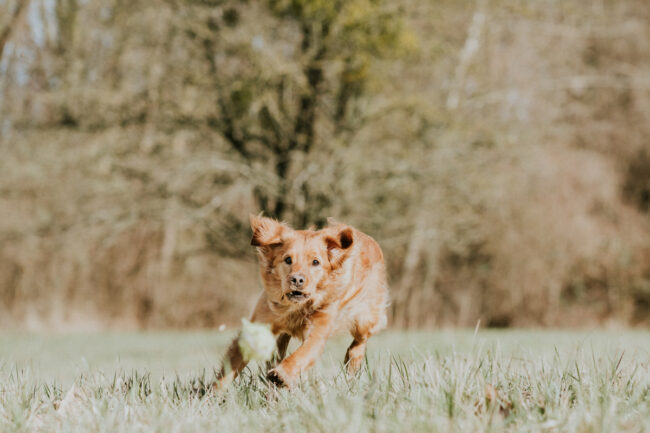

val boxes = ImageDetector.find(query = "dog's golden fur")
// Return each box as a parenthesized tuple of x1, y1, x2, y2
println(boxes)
(217, 215, 389, 387)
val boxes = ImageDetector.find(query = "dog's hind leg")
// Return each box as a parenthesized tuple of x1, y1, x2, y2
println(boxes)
(344, 335, 368, 375)
(344, 312, 386, 375)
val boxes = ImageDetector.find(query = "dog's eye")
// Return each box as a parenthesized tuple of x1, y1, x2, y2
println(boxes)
(284, 256, 292, 265)
(312, 259, 320, 266)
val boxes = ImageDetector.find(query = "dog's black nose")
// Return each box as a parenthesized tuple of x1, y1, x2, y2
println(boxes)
(289, 274, 305, 287)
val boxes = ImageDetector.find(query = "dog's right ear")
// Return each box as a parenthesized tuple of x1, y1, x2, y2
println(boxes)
(250, 214, 285, 247)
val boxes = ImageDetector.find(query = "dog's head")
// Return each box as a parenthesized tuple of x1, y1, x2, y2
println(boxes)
(249, 215, 354, 307)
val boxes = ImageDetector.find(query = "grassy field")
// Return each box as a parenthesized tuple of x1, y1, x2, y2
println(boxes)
(0, 329, 648, 432)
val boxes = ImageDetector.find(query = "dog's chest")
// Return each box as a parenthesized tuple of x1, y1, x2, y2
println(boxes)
(271, 308, 313, 339)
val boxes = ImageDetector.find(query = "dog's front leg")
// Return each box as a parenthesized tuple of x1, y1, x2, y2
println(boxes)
(214, 335, 247, 388)
(267, 309, 336, 388)
(266, 333, 291, 371)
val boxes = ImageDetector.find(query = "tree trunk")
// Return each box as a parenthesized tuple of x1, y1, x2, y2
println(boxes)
(0, 0, 30, 61)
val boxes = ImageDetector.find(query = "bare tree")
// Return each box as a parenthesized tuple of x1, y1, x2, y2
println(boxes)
(177, 0, 410, 227)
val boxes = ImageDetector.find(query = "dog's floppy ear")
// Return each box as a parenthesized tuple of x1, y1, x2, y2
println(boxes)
(250, 214, 285, 247)
(325, 226, 354, 269)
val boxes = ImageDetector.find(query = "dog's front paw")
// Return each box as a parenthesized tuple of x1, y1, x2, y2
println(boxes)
(267, 366, 291, 388)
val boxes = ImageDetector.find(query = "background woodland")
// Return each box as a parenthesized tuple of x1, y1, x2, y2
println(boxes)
(0, 0, 649, 329)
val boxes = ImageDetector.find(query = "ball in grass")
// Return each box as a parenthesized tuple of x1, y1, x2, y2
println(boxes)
(238, 318, 276, 362)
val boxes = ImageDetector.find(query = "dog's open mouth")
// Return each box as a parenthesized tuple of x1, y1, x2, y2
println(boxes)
(287, 290, 309, 301)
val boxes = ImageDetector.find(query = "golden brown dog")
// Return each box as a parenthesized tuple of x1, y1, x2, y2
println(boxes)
(217, 215, 389, 388)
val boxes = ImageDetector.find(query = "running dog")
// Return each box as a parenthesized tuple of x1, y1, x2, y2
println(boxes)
(217, 215, 389, 388)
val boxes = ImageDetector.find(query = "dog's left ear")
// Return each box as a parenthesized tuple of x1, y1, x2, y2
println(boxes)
(325, 227, 354, 269)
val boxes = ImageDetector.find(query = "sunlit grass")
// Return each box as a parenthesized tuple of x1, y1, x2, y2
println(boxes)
(0, 330, 648, 432)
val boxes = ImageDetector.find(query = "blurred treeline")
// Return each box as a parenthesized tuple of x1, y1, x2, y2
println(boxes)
(0, 0, 649, 330)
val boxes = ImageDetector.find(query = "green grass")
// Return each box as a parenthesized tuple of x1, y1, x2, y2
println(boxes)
(0, 330, 648, 432)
